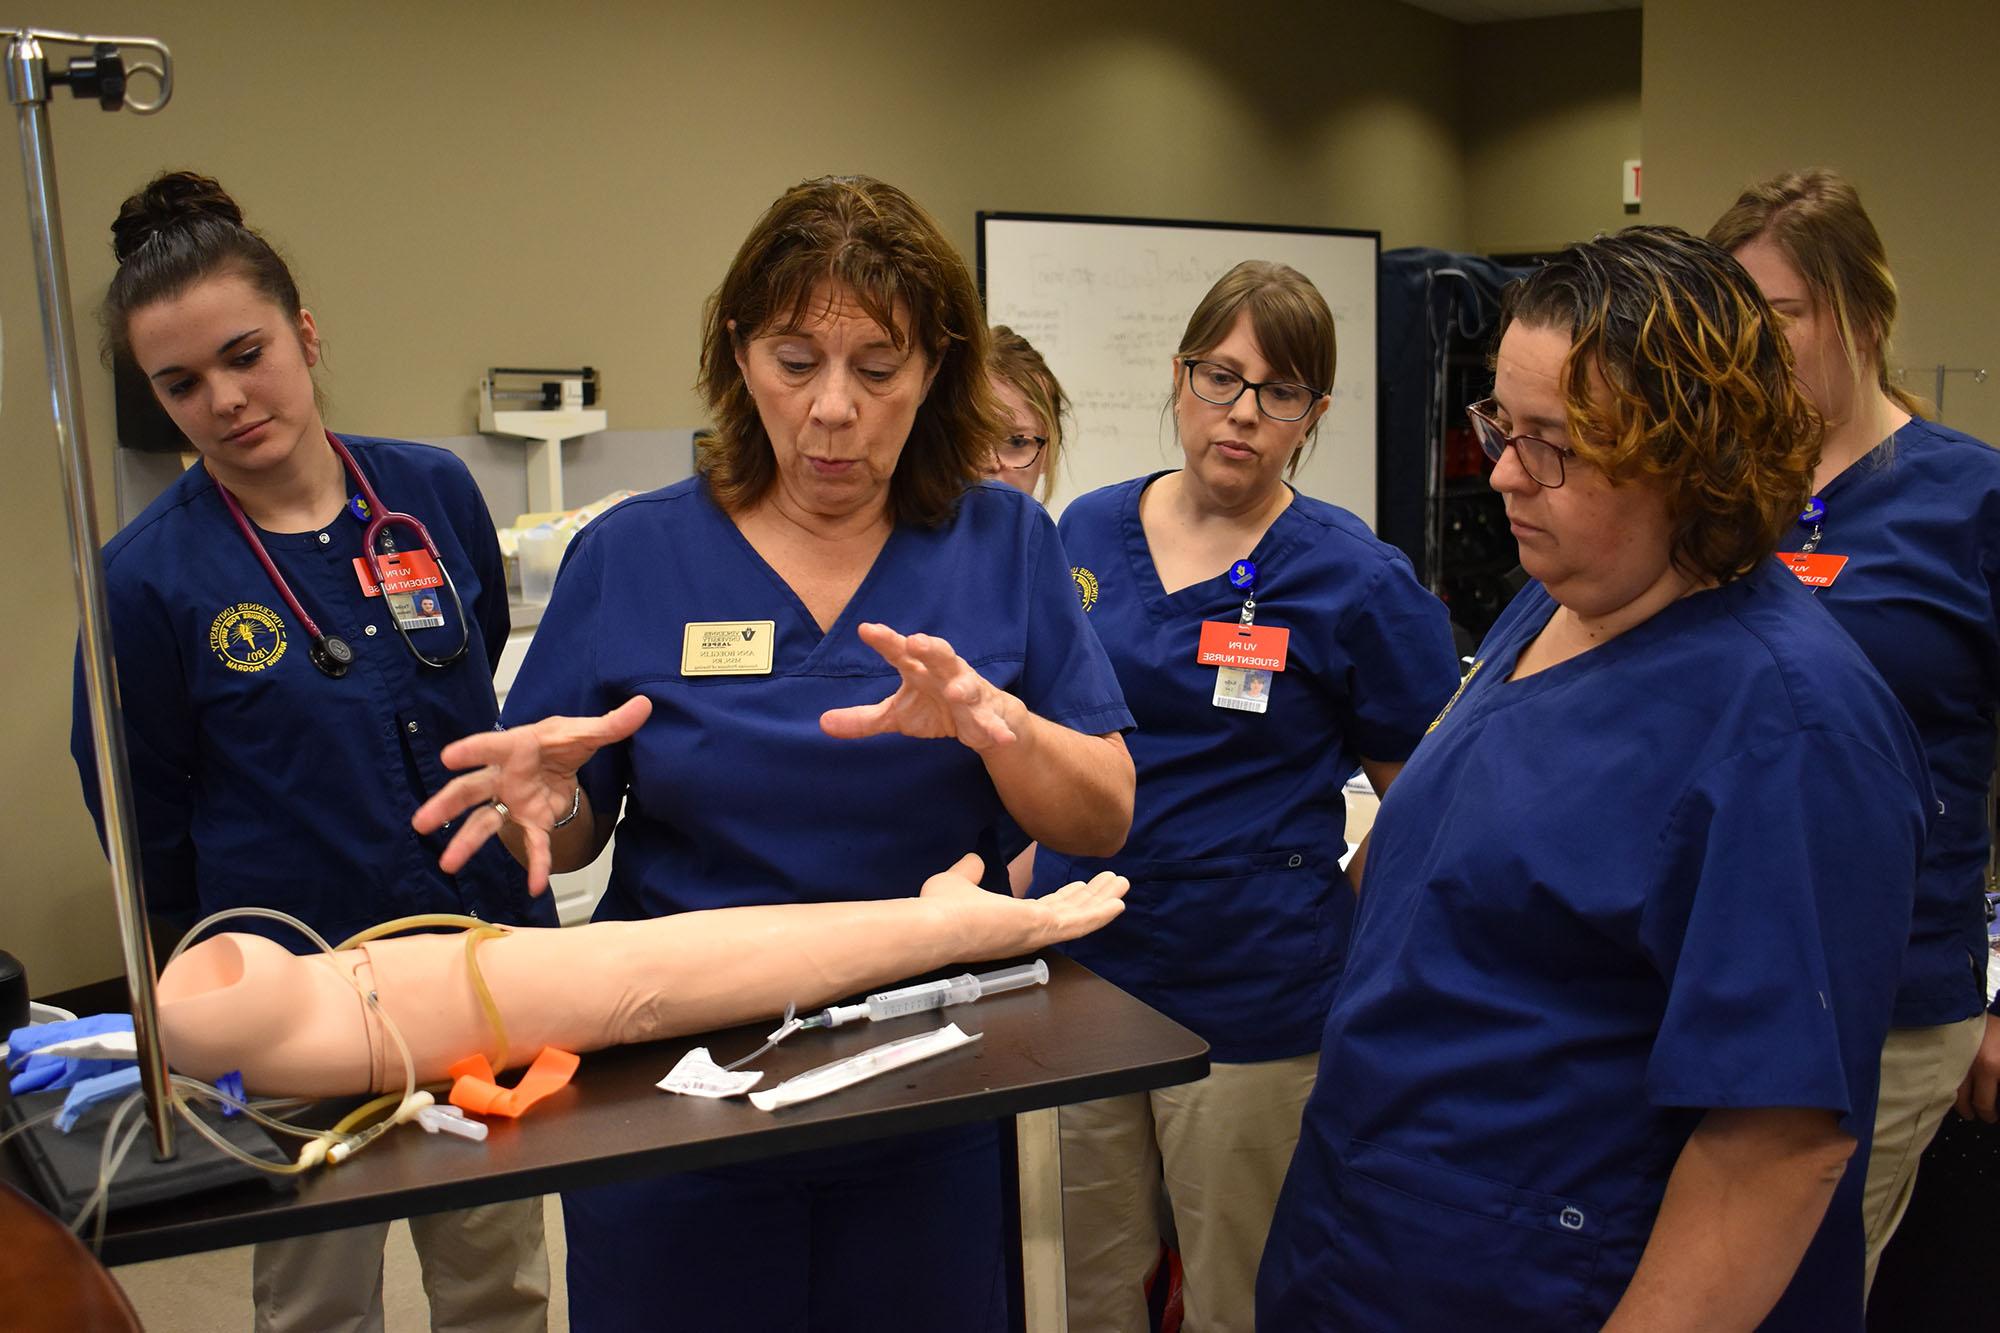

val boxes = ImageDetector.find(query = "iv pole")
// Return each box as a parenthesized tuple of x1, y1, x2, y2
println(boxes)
(5, 28, 177, 1159)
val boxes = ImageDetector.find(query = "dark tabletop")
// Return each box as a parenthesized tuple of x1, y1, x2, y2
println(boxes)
(5, 955, 1207, 1266)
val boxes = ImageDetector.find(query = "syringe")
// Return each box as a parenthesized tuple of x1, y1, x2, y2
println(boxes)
(804, 960, 1049, 1029)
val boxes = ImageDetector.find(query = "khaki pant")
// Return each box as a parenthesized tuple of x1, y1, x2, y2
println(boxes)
(1059, 1054, 1317, 1333)
(1861, 1015, 1985, 1293)
(252, 1198, 550, 1333)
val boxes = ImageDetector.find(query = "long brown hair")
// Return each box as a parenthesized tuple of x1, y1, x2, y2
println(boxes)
(696, 175, 1001, 526)
(1706, 169, 1924, 417)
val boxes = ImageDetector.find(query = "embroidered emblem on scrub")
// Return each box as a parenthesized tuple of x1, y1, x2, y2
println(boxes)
(209, 602, 288, 673)
(1071, 566, 1100, 613)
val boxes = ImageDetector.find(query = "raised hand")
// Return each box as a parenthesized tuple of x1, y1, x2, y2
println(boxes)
(819, 623, 1022, 752)
(412, 696, 652, 894)
(917, 852, 1129, 957)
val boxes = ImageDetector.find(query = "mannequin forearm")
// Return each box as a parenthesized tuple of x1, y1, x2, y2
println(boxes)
(158, 860, 1125, 1096)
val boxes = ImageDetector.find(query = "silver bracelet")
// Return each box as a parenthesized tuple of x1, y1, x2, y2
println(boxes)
(549, 780, 584, 829)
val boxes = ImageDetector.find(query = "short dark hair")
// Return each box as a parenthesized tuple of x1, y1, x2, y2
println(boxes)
(696, 175, 1000, 527)
(1498, 226, 1822, 585)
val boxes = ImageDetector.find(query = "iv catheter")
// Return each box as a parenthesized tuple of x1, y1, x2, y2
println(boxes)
(802, 960, 1049, 1030)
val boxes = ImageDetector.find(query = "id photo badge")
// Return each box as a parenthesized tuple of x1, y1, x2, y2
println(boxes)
(390, 590, 446, 630)
(1212, 666, 1272, 713)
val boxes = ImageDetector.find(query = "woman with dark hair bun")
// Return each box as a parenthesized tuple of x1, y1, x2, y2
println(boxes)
(1258, 227, 1931, 1330)
(413, 174, 1135, 1331)
(75, 171, 552, 1332)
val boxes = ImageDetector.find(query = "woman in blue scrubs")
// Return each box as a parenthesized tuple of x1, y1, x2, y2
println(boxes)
(1257, 228, 1933, 1330)
(1030, 260, 1459, 1331)
(414, 175, 1136, 1332)
(983, 325, 1067, 503)
(1709, 171, 2000, 1292)
(73, 173, 550, 1333)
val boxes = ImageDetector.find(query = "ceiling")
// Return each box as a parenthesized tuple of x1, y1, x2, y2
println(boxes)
(1400, 0, 1640, 22)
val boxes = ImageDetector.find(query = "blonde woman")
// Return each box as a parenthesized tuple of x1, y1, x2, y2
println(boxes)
(984, 325, 1068, 501)
(1711, 169, 2000, 1293)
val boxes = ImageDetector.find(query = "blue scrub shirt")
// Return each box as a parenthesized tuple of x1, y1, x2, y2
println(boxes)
(501, 476, 1131, 1332)
(1789, 418, 2000, 1027)
(1258, 559, 1930, 1331)
(1030, 474, 1459, 1062)
(72, 437, 549, 948)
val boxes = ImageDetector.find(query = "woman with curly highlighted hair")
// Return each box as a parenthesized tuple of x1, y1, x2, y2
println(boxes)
(1711, 171, 2000, 1299)
(1257, 228, 1930, 1330)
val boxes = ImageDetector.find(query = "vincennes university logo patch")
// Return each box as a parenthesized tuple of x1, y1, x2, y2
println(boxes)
(209, 602, 288, 673)
(1071, 566, 1100, 613)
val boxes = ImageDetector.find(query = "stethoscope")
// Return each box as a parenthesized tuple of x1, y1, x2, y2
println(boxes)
(214, 432, 471, 679)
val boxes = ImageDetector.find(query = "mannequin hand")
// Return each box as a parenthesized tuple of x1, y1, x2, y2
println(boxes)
(918, 853, 1127, 957)
(1953, 1012, 2000, 1123)
(820, 624, 1023, 753)
(414, 696, 652, 894)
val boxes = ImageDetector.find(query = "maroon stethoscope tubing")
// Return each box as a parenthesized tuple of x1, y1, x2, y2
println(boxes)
(214, 431, 469, 677)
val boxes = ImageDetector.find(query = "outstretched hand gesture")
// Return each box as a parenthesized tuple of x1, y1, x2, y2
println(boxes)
(412, 696, 652, 895)
(820, 623, 1022, 752)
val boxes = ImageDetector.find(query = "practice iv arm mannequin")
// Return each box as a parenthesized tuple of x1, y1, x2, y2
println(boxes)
(156, 854, 1127, 1098)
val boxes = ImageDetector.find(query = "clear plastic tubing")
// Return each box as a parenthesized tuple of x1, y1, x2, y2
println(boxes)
(819, 960, 1049, 1027)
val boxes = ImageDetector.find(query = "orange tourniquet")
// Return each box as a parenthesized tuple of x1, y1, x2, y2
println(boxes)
(448, 1048, 580, 1118)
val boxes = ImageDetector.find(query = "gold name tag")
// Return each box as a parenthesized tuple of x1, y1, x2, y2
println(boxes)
(680, 620, 776, 676)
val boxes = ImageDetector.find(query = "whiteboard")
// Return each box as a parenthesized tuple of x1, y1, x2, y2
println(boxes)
(978, 213, 1379, 523)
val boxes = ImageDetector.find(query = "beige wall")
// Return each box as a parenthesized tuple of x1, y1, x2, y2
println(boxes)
(2, 0, 1468, 990)
(1462, 10, 1643, 255)
(1644, 0, 2000, 445)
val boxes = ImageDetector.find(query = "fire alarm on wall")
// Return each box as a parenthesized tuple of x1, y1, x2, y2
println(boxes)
(1623, 159, 1642, 209)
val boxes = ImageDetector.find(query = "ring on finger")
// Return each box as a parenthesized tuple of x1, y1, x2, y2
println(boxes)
(491, 800, 511, 822)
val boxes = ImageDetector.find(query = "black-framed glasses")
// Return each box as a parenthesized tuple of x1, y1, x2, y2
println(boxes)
(1181, 359, 1324, 423)
(1466, 398, 1577, 488)
(995, 434, 1047, 470)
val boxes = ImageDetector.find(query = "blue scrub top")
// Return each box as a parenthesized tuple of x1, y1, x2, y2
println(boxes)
(501, 477, 1131, 917)
(1791, 417, 2000, 1026)
(72, 436, 551, 948)
(1029, 475, 1459, 1062)
(1258, 559, 1930, 1331)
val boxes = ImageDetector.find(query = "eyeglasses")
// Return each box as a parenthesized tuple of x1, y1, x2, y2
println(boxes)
(1465, 398, 1577, 488)
(995, 434, 1047, 470)
(1181, 359, 1324, 423)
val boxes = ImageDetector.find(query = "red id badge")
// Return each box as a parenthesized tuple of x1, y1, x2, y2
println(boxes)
(1774, 551, 1848, 589)
(353, 549, 443, 596)
(1196, 620, 1291, 672)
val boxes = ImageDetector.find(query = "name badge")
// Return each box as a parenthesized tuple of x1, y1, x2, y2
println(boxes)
(353, 549, 443, 596)
(681, 620, 776, 676)
(1774, 552, 1848, 588)
(1196, 620, 1290, 672)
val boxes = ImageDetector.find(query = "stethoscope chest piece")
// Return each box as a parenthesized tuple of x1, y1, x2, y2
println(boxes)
(310, 634, 356, 679)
